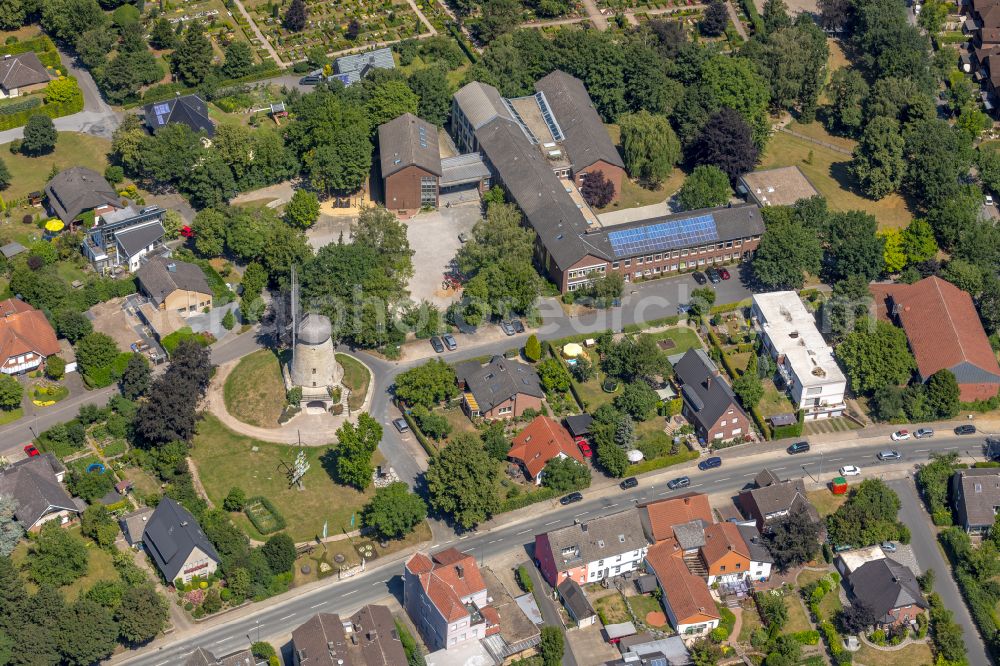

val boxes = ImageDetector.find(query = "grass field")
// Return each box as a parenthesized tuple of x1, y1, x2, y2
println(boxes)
(757, 381, 795, 418)
(0, 134, 111, 201)
(191, 414, 382, 541)
(738, 604, 763, 643)
(223, 349, 287, 428)
(807, 489, 848, 518)
(853, 640, 933, 666)
(647, 327, 702, 355)
(784, 594, 813, 633)
(336, 354, 371, 411)
(0, 407, 22, 425)
(629, 594, 670, 629)
(760, 128, 915, 229)
(796, 568, 832, 589)
(594, 593, 631, 625)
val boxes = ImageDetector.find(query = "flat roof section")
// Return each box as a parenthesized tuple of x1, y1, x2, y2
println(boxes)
(740, 166, 819, 207)
(752, 291, 846, 389)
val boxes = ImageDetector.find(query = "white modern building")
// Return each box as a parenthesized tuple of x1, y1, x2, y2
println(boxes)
(534, 509, 649, 587)
(751, 291, 847, 420)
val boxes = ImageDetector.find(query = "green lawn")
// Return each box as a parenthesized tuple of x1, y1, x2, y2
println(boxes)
(807, 489, 848, 518)
(11, 526, 120, 600)
(223, 349, 287, 428)
(336, 354, 371, 412)
(853, 641, 933, 666)
(738, 605, 763, 643)
(784, 594, 813, 633)
(0, 407, 22, 425)
(647, 327, 702, 355)
(435, 403, 478, 441)
(819, 585, 842, 618)
(796, 568, 833, 589)
(629, 594, 670, 629)
(190, 414, 383, 542)
(573, 372, 620, 412)
(757, 380, 795, 418)
(0, 134, 111, 201)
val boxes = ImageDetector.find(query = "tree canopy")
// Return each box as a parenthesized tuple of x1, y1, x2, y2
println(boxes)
(425, 433, 499, 529)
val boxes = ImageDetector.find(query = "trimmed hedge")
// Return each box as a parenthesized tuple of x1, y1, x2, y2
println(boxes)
(400, 406, 437, 457)
(0, 85, 83, 131)
(629, 447, 698, 475)
(500, 486, 558, 513)
(244, 495, 287, 534)
(0, 96, 42, 116)
(772, 411, 805, 439)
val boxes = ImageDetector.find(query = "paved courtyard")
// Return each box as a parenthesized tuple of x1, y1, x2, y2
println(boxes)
(405, 202, 482, 307)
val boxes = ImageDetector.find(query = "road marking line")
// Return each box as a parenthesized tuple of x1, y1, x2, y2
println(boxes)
(458, 535, 469, 539)
(279, 614, 295, 621)
(488, 539, 501, 544)
(690, 483, 703, 488)
(443, 539, 455, 545)
(517, 529, 531, 535)
(743, 473, 755, 477)
(310, 601, 327, 609)
(545, 520, 560, 526)
(772, 466, 786, 471)
(829, 458, 842, 462)
(659, 491, 670, 496)
(716, 477, 730, 482)
(607, 503, 618, 507)
(914, 449, 928, 453)
(344, 590, 358, 596)
(574, 512, 589, 517)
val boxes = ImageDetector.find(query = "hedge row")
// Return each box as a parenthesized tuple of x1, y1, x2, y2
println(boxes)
(547, 344, 585, 412)
(400, 406, 437, 457)
(938, 530, 1000, 663)
(244, 495, 287, 535)
(629, 447, 698, 475)
(446, 21, 479, 63)
(501, 486, 558, 513)
(0, 36, 63, 72)
(0, 88, 83, 131)
(772, 411, 805, 439)
(129, 64, 283, 108)
(0, 96, 42, 116)
(740, 0, 764, 33)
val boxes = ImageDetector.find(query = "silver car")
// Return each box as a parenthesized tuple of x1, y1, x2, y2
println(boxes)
(877, 450, 901, 461)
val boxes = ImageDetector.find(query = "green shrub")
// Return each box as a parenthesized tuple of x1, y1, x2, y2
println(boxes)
(791, 630, 820, 645)
(243, 496, 287, 534)
(517, 565, 534, 593)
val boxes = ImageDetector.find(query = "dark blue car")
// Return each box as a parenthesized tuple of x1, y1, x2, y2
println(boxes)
(698, 456, 722, 471)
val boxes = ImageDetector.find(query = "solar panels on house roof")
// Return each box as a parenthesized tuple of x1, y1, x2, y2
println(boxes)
(153, 102, 170, 126)
(534, 91, 565, 142)
(607, 213, 719, 258)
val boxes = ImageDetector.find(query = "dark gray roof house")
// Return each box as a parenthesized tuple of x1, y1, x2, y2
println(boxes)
(737, 468, 820, 532)
(952, 468, 1000, 534)
(143, 94, 215, 137)
(45, 167, 120, 223)
(564, 413, 593, 438)
(737, 524, 774, 566)
(847, 558, 927, 625)
(378, 112, 442, 178)
(119, 506, 155, 548)
(0, 453, 79, 531)
(136, 257, 212, 308)
(0, 52, 50, 94)
(114, 222, 166, 261)
(455, 355, 545, 414)
(673, 348, 749, 439)
(143, 497, 220, 583)
(557, 578, 596, 623)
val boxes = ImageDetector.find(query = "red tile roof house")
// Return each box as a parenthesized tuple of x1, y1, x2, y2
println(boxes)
(870, 276, 1000, 401)
(403, 548, 496, 651)
(0, 298, 61, 375)
(534, 509, 648, 587)
(508, 415, 585, 485)
(644, 539, 721, 639)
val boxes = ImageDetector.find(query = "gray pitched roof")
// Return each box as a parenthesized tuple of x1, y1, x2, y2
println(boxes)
(0, 52, 50, 91)
(378, 113, 442, 178)
(849, 558, 927, 623)
(541, 509, 647, 569)
(0, 453, 77, 529)
(0, 242, 26, 259)
(737, 524, 773, 564)
(557, 578, 596, 620)
(453, 81, 513, 130)
(741, 475, 820, 525)
(136, 257, 212, 307)
(534, 70, 624, 171)
(185, 647, 263, 666)
(142, 497, 220, 583)
(672, 520, 707, 551)
(755, 469, 781, 488)
(564, 413, 593, 437)
(184, 648, 215, 666)
(674, 348, 747, 433)
(143, 94, 214, 137)
(119, 506, 155, 547)
(115, 221, 165, 258)
(44, 167, 120, 223)
(952, 468, 1000, 529)
(291, 606, 406, 666)
(334, 47, 395, 85)
(455, 355, 544, 413)
(440, 153, 491, 188)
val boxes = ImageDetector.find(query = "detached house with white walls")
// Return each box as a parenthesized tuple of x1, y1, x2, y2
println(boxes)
(142, 497, 220, 584)
(534, 509, 648, 587)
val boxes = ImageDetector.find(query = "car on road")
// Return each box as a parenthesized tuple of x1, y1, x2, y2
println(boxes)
(23, 443, 39, 458)
(442, 334, 457, 351)
(560, 492, 583, 506)
(914, 428, 934, 439)
(575, 437, 592, 458)
(881, 541, 898, 552)
(667, 476, 691, 490)
(706, 268, 722, 284)
(890, 429, 910, 441)
(698, 456, 722, 470)
(512, 319, 525, 333)
(988, 194, 995, 206)
(620, 477, 638, 490)
(787, 441, 810, 455)
(839, 465, 861, 476)
(718, 267, 731, 280)
(299, 74, 324, 85)
(692, 271, 708, 285)
(955, 424, 977, 435)
(392, 418, 409, 433)
(430, 336, 444, 353)
(500, 320, 515, 336)
(877, 449, 902, 461)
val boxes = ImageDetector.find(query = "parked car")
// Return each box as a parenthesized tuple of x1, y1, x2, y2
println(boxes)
(955, 424, 977, 435)
(299, 74, 323, 85)
(881, 541, 898, 552)
(914, 428, 934, 439)
(890, 429, 910, 441)
(718, 267, 731, 280)
(698, 456, 722, 471)
(620, 477, 638, 490)
(23, 443, 39, 458)
(442, 334, 457, 351)
(667, 476, 691, 490)
(500, 320, 515, 336)
(392, 418, 409, 433)
(987, 194, 995, 206)
(839, 465, 861, 476)
(576, 438, 593, 458)
(705, 268, 721, 284)
(692, 271, 708, 285)
(787, 441, 810, 455)
(560, 492, 584, 506)
(512, 319, 525, 333)
(430, 336, 445, 353)
(877, 449, 902, 461)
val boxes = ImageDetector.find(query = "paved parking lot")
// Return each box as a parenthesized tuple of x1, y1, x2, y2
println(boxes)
(405, 202, 481, 307)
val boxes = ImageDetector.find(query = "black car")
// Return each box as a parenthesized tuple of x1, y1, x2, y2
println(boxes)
(667, 476, 691, 490)
(705, 267, 721, 284)
(392, 418, 409, 433)
(787, 441, 810, 455)
(677, 303, 692, 315)
(500, 320, 515, 336)
(430, 336, 444, 353)
(442, 334, 458, 351)
(692, 271, 708, 285)
(955, 424, 977, 435)
(512, 319, 525, 333)
(620, 477, 638, 490)
(560, 492, 583, 506)
(698, 456, 722, 471)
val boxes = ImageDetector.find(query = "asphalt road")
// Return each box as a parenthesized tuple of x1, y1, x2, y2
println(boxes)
(116, 432, 992, 665)
(889, 478, 990, 666)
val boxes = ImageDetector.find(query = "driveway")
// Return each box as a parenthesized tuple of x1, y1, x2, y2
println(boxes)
(523, 562, 579, 666)
(888, 478, 991, 666)
(405, 202, 481, 307)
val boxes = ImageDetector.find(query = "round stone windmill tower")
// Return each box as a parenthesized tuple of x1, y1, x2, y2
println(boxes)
(284, 267, 343, 410)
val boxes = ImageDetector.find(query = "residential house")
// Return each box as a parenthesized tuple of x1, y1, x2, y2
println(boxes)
(290, 605, 407, 666)
(701, 522, 751, 586)
(0, 298, 60, 375)
(737, 468, 820, 533)
(143, 94, 215, 137)
(751, 291, 847, 420)
(644, 539, 721, 638)
(0, 453, 81, 533)
(0, 52, 50, 98)
(118, 506, 155, 548)
(534, 509, 648, 587)
(82, 205, 167, 273)
(737, 523, 774, 582)
(454, 355, 544, 420)
(507, 415, 585, 485)
(846, 558, 928, 628)
(333, 48, 395, 86)
(45, 167, 121, 224)
(836, 545, 889, 577)
(136, 256, 213, 315)
(378, 113, 442, 216)
(403, 548, 493, 651)
(674, 348, 752, 443)
(639, 493, 713, 544)
(142, 497, 221, 584)
(952, 468, 1000, 534)
(739, 166, 819, 208)
(185, 647, 265, 666)
(480, 567, 541, 663)
(609, 635, 690, 666)
(557, 578, 597, 627)
(870, 276, 1000, 401)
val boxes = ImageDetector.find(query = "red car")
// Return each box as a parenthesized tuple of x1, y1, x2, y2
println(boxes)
(718, 267, 731, 280)
(575, 437, 593, 458)
(23, 443, 39, 457)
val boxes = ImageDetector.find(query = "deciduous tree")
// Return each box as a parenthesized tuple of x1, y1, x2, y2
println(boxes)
(541, 457, 591, 493)
(0, 375, 22, 411)
(362, 482, 427, 539)
(581, 170, 615, 208)
(924, 369, 960, 420)
(614, 382, 659, 421)
(700, 0, 728, 36)
(120, 353, 151, 400)
(619, 111, 680, 185)
(850, 116, 905, 200)
(394, 360, 457, 408)
(283, 189, 320, 229)
(690, 108, 759, 181)
(75, 332, 119, 377)
(283, 0, 307, 31)
(676, 165, 732, 211)
(751, 216, 822, 290)
(334, 413, 383, 490)
(837, 320, 915, 394)
(408, 65, 452, 127)
(766, 509, 820, 571)
(22, 115, 57, 155)
(29, 522, 89, 586)
(261, 533, 296, 574)
(116, 586, 168, 644)
(425, 433, 499, 529)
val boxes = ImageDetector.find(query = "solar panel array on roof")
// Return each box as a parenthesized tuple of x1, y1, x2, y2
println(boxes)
(502, 98, 539, 144)
(535, 91, 565, 142)
(153, 102, 171, 127)
(607, 213, 719, 258)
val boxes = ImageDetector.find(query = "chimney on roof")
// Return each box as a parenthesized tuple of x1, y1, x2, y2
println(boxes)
(456, 564, 464, 579)
(582, 522, 588, 532)
(684, 497, 690, 505)
(705, 377, 712, 390)
(166, 262, 177, 272)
